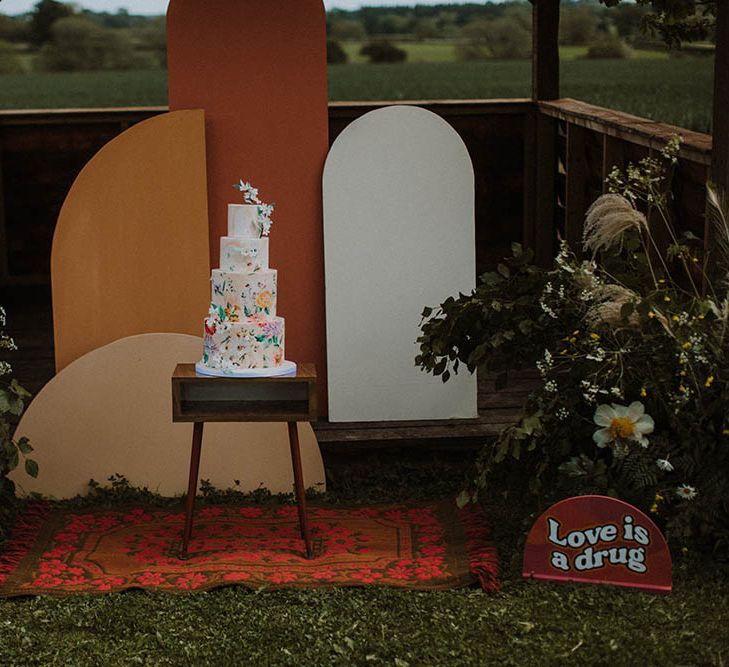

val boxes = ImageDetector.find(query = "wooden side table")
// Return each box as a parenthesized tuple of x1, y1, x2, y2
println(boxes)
(171, 363, 317, 559)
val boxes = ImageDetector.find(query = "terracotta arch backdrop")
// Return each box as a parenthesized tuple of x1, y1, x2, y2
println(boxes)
(167, 0, 329, 412)
(51, 110, 210, 372)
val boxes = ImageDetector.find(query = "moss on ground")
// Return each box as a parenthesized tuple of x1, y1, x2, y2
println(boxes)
(1, 456, 727, 666)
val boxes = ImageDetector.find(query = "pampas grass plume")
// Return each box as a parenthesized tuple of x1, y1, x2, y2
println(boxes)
(583, 194, 648, 254)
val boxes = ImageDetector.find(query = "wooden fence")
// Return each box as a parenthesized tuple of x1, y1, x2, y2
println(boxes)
(0, 101, 530, 286)
(0, 99, 714, 287)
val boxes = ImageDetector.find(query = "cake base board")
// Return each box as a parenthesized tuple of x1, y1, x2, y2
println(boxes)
(195, 360, 297, 378)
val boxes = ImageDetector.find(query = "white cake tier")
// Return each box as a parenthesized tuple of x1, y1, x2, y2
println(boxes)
(228, 204, 260, 239)
(202, 313, 285, 371)
(211, 268, 277, 317)
(220, 236, 269, 273)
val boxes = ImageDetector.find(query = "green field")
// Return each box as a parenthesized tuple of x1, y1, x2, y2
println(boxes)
(0, 56, 714, 133)
(341, 42, 670, 64)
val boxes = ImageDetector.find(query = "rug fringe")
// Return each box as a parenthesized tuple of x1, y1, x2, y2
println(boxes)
(459, 503, 500, 592)
(0, 502, 51, 579)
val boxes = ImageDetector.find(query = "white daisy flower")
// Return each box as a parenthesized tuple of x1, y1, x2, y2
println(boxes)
(656, 458, 674, 472)
(676, 484, 697, 500)
(593, 401, 654, 449)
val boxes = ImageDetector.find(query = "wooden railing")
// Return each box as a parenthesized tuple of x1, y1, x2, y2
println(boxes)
(0, 99, 714, 287)
(528, 98, 712, 266)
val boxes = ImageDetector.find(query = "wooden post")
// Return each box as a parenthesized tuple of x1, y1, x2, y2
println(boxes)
(602, 135, 625, 193)
(0, 132, 8, 285)
(532, 0, 561, 101)
(705, 1, 728, 273)
(565, 123, 587, 251)
(712, 0, 729, 198)
(534, 113, 557, 265)
(527, 0, 561, 265)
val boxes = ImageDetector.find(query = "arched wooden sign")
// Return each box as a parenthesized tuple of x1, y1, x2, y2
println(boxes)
(523, 495, 672, 594)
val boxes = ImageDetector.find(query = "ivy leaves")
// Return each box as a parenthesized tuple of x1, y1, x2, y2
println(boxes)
(415, 243, 549, 383)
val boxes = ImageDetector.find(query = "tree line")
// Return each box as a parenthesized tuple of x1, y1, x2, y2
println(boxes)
(0, 0, 716, 74)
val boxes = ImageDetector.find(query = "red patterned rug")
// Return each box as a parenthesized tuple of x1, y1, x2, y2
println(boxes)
(0, 501, 498, 596)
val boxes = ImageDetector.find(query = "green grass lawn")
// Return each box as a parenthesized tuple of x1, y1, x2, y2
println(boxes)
(1, 461, 728, 665)
(0, 55, 713, 133)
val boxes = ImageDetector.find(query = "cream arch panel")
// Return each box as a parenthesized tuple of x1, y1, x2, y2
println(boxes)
(10, 334, 325, 499)
(323, 105, 478, 421)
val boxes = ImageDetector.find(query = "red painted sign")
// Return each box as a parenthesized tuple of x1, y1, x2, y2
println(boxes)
(523, 495, 672, 594)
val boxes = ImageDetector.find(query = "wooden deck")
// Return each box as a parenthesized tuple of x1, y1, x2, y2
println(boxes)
(312, 371, 538, 448)
(0, 286, 535, 448)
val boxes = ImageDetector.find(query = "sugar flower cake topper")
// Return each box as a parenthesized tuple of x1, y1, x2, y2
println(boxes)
(234, 179, 275, 237)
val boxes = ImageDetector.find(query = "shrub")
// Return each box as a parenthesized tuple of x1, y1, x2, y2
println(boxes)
(0, 15, 29, 43)
(416, 137, 729, 556)
(586, 32, 633, 59)
(0, 40, 24, 74)
(359, 39, 407, 64)
(327, 40, 348, 65)
(328, 17, 365, 42)
(40, 16, 156, 71)
(0, 307, 35, 544)
(456, 16, 531, 61)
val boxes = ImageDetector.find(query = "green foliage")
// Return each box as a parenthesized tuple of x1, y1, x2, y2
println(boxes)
(28, 0, 74, 46)
(0, 309, 34, 545)
(585, 32, 633, 59)
(0, 15, 29, 43)
(417, 138, 729, 555)
(456, 14, 532, 61)
(327, 40, 348, 65)
(134, 15, 166, 68)
(601, 0, 717, 47)
(560, 5, 600, 46)
(39, 16, 157, 72)
(359, 39, 407, 64)
(0, 39, 23, 74)
(328, 17, 366, 42)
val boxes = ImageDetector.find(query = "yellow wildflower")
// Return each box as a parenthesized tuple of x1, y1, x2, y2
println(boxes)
(649, 504, 658, 513)
(679, 370, 686, 377)
(648, 311, 656, 319)
(692, 257, 699, 263)
(723, 429, 729, 436)
(640, 387, 647, 397)
(572, 330, 580, 336)
(698, 314, 705, 320)
(679, 385, 687, 393)
(569, 337, 577, 344)
(589, 333, 600, 340)
(681, 341, 692, 350)
(655, 493, 664, 501)
(664, 296, 671, 302)
(705, 376, 714, 388)
(658, 279, 666, 284)
(681, 547, 689, 555)
(672, 315, 679, 322)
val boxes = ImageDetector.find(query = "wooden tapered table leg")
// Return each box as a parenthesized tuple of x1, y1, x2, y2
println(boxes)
(180, 421, 204, 559)
(287, 421, 313, 558)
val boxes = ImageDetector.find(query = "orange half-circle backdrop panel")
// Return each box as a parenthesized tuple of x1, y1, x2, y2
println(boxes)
(51, 110, 211, 372)
(167, 0, 329, 413)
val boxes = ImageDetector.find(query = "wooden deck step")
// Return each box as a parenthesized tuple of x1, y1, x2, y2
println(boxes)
(313, 370, 539, 445)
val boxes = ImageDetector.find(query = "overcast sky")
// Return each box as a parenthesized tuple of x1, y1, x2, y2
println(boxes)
(0, 0, 496, 15)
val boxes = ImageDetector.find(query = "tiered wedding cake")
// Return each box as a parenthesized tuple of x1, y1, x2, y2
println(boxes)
(196, 181, 294, 377)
